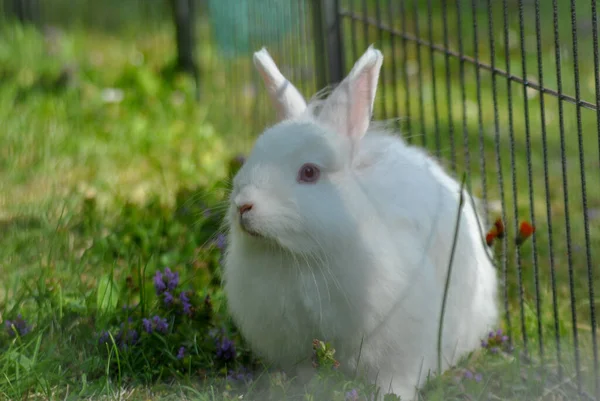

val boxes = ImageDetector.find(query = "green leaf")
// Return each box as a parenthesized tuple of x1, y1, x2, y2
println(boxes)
(96, 274, 119, 313)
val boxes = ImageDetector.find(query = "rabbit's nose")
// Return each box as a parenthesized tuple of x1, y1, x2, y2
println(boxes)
(238, 203, 253, 215)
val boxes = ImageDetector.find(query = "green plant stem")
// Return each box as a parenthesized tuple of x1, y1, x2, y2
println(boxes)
(437, 173, 467, 378)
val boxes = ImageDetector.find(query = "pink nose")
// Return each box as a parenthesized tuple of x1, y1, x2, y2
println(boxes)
(238, 203, 253, 215)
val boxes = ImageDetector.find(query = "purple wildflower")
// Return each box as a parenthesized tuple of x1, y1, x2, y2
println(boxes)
(152, 316, 169, 334)
(475, 373, 483, 383)
(163, 291, 174, 305)
(490, 346, 499, 354)
(177, 346, 186, 360)
(142, 318, 152, 333)
(180, 291, 192, 315)
(481, 340, 488, 348)
(214, 234, 227, 252)
(496, 328, 503, 337)
(5, 314, 31, 337)
(127, 329, 139, 345)
(464, 370, 474, 380)
(226, 366, 253, 384)
(502, 335, 509, 343)
(98, 330, 110, 345)
(345, 389, 359, 401)
(114, 324, 139, 350)
(163, 267, 179, 291)
(154, 270, 166, 294)
(215, 337, 236, 361)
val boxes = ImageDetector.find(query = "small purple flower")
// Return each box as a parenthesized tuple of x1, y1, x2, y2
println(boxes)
(464, 370, 474, 380)
(490, 346, 499, 354)
(488, 331, 495, 339)
(345, 389, 359, 401)
(214, 234, 227, 252)
(475, 373, 483, 382)
(180, 291, 192, 315)
(114, 323, 139, 350)
(152, 316, 169, 334)
(163, 267, 179, 291)
(98, 330, 110, 345)
(127, 329, 139, 345)
(216, 337, 236, 361)
(496, 328, 503, 337)
(5, 314, 31, 337)
(177, 346, 186, 360)
(163, 291, 174, 305)
(154, 270, 166, 294)
(226, 366, 253, 384)
(142, 318, 153, 333)
(481, 340, 488, 348)
(501, 335, 509, 343)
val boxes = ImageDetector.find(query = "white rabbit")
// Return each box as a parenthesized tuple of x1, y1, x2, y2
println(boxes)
(222, 45, 499, 400)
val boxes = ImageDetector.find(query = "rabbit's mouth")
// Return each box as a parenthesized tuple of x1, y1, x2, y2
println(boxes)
(239, 216, 264, 239)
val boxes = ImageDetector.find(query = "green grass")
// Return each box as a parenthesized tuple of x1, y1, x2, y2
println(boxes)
(0, 0, 599, 399)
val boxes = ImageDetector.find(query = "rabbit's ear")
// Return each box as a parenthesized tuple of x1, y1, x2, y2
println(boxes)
(317, 45, 383, 144)
(253, 48, 307, 121)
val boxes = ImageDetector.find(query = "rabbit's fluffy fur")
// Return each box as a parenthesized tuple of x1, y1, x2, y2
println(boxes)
(223, 46, 499, 400)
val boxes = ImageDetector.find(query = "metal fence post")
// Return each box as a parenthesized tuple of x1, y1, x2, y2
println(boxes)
(323, 0, 344, 84)
(312, 0, 344, 88)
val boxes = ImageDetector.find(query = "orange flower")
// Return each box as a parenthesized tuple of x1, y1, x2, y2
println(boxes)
(516, 221, 535, 246)
(485, 217, 504, 246)
(493, 218, 505, 239)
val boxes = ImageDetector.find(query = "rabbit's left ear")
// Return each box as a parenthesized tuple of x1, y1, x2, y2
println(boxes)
(317, 45, 383, 144)
(253, 48, 307, 121)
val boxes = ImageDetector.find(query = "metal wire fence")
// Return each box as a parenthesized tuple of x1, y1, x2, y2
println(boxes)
(223, 0, 600, 398)
(1, 0, 599, 398)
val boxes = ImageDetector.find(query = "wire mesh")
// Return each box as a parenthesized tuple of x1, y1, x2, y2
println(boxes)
(334, 0, 600, 398)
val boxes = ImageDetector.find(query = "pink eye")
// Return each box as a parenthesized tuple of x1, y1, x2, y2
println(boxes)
(297, 163, 320, 183)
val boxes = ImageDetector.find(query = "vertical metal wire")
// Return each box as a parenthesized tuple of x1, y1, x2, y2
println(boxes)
(361, 0, 369, 50)
(386, 0, 400, 135)
(349, 0, 358, 62)
(531, 0, 562, 376)
(471, 0, 488, 226)
(517, 0, 541, 363)
(441, 0, 456, 172)
(412, 0, 427, 148)
(312, 0, 327, 91)
(552, 0, 579, 387)
(425, 0, 441, 158)
(589, 0, 600, 397)
(374, 0, 387, 120)
(502, 0, 527, 353)
(455, 0, 471, 189)
(486, 0, 512, 347)
(293, 0, 305, 95)
(398, 0, 412, 143)
(302, 0, 317, 94)
(570, 0, 593, 394)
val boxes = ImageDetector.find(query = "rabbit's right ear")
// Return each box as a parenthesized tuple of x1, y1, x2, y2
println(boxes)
(253, 48, 307, 121)
(316, 45, 383, 146)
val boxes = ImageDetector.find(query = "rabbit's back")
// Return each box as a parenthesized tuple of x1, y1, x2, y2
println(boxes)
(355, 130, 499, 369)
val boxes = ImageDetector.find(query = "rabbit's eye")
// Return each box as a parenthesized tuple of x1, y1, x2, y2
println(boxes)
(297, 163, 320, 183)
